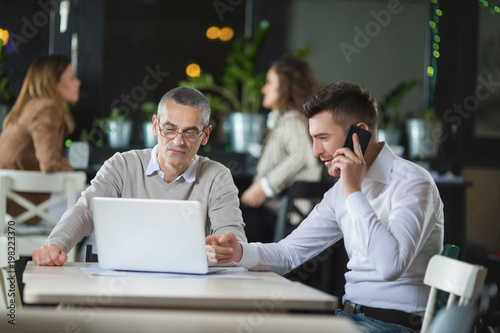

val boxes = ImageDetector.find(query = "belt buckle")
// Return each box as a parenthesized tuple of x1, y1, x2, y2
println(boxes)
(344, 301, 356, 314)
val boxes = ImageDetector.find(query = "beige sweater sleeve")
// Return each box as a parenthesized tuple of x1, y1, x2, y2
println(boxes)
(47, 150, 247, 253)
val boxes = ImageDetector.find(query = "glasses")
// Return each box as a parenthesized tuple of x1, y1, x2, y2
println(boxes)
(157, 121, 205, 142)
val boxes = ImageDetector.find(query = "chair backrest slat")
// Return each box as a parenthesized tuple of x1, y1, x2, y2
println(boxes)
(0, 169, 86, 229)
(420, 254, 488, 333)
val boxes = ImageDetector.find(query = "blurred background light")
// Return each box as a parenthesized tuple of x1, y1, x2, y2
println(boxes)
(186, 63, 201, 77)
(206, 26, 220, 40)
(219, 27, 234, 41)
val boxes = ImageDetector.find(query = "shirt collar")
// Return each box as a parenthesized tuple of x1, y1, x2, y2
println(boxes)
(364, 143, 395, 185)
(145, 145, 199, 183)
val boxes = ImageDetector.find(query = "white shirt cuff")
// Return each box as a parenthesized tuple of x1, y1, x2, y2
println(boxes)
(238, 242, 260, 268)
(260, 177, 275, 198)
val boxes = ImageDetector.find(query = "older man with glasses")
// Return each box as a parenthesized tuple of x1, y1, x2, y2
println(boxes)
(33, 87, 247, 266)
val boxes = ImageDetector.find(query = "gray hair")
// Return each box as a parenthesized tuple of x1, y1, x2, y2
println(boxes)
(157, 87, 211, 126)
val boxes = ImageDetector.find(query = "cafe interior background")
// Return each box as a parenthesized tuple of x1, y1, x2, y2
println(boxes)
(0, 0, 499, 295)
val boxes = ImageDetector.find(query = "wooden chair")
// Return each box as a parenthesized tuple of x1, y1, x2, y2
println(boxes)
(420, 254, 488, 333)
(0, 234, 22, 310)
(0, 170, 86, 261)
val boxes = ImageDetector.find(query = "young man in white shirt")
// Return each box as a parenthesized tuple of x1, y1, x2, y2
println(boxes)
(206, 81, 444, 333)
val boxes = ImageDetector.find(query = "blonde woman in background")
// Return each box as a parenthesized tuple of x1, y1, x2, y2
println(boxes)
(241, 56, 322, 242)
(0, 54, 81, 225)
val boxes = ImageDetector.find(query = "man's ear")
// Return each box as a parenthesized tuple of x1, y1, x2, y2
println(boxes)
(201, 125, 212, 145)
(356, 122, 370, 131)
(152, 114, 159, 137)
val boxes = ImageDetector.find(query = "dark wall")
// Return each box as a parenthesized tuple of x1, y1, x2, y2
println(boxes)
(1, 0, 251, 143)
(0, 0, 51, 92)
(434, 0, 480, 173)
(101, 1, 245, 119)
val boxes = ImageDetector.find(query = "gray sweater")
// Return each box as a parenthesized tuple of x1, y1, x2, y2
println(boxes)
(47, 149, 247, 253)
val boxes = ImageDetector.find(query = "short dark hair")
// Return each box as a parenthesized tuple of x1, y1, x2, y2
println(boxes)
(272, 56, 317, 113)
(303, 81, 378, 134)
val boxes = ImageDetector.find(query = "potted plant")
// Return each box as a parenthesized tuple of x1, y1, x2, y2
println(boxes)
(105, 107, 133, 148)
(378, 79, 420, 148)
(66, 117, 107, 169)
(68, 107, 134, 169)
(178, 20, 269, 153)
(140, 101, 157, 148)
(405, 107, 440, 160)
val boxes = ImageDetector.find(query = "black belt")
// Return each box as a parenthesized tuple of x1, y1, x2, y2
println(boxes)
(343, 301, 422, 330)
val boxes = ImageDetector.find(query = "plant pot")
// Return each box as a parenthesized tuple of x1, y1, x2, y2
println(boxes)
(378, 127, 405, 156)
(68, 141, 90, 169)
(378, 128, 402, 147)
(0, 104, 8, 133)
(405, 118, 438, 160)
(142, 121, 157, 148)
(227, 112, 265, 153)
(107, 120, 132, 148)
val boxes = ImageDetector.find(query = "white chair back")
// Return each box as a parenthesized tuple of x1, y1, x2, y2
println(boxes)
(0, 170, 86, 226)
(0, 170, 86, 260)
(420, 254, 488, 333)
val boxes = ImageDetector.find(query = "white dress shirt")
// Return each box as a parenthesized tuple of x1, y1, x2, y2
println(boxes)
(239, 143, 444, 314)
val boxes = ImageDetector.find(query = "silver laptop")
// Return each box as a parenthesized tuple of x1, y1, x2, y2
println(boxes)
(91, 197, 209, 274)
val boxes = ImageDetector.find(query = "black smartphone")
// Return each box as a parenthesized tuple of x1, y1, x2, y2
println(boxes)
(343, 125, 372, 156)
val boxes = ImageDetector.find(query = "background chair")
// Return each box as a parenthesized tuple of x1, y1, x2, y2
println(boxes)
(274, 179, 348, 298)
(421, 254, 489, 333)
(84, 244, 98, 263)
(0, 234, 22, 310)
(0, 169, 86, 261)
(427, 284, 498, 333)
(274, 179, 335, 242)
(434, 244, 461, 315)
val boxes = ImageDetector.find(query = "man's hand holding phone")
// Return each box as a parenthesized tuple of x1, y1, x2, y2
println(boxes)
(332, 125, 371, 197)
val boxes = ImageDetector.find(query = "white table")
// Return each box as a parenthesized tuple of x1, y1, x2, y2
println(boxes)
(1, 307, 361, 333)
(23, 262, 338, 312)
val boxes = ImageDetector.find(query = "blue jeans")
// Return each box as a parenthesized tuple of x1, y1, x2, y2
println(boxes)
(335, 306, 420, 333)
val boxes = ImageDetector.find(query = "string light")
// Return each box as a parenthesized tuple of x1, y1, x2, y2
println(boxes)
(478, 0, 500, 15)
(427, 3, 441, 78)
(426, 0, 441, 110)
(427, 67, 434, 77)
